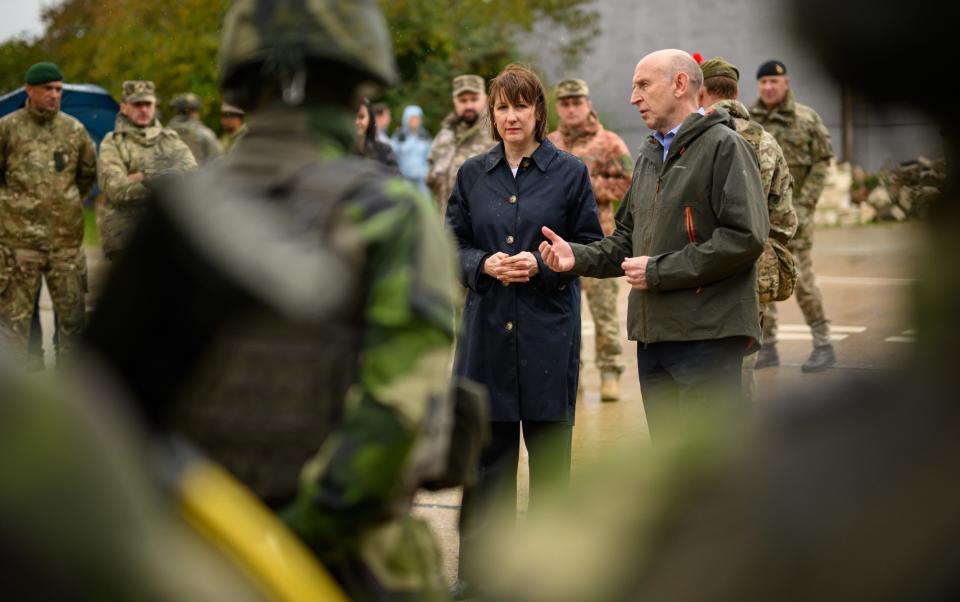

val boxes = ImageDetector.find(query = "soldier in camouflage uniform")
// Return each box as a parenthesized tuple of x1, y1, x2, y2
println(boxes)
(219, 103, 248, 154)
(167, 93, 221, 165)
(547, 78, 632, 401)
(0, 62, 97, 360)
(698, 58, 798, 400)
(97, 80, 197, 261)
(428, 74, 494, 217)
(750, 60, 836, 373)
(83, 1, 459, 599)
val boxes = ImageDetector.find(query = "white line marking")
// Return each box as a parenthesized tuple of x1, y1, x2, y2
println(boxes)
(818, 276, 917, 286)
(885, 336, 916, 343)
(779, 324, 867, 334)
(902, 329, 917, 336)
(777, 333, 849, 341)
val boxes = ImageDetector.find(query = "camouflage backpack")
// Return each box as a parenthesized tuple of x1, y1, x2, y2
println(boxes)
(757, 238, 798, 303)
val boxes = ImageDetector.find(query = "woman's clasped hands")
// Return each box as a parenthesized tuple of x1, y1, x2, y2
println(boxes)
(483, 251, 540, 283)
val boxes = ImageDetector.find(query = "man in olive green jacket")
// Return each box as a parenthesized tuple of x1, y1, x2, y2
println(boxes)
(541, 49, 767, 435)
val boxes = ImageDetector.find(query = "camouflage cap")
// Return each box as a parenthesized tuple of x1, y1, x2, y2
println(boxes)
(700, 57, 740, 82)
(220, 103, 246, 116)
(452, 74, 485, 97)
(554, 78, 589, 99)
(170, 92, 202, 112)
(219, 0, 398, 92)
(123, 80, 156, 103)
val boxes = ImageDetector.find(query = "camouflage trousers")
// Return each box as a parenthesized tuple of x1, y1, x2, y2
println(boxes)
(582, 276, 623, 374)
(762, 241, 831, 348)
(0, 246, 87, 359)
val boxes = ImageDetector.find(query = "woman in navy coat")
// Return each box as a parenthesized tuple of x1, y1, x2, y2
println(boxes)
(445, 64, 603, 596)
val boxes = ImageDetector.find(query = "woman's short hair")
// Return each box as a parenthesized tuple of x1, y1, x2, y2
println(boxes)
(487, 64, 548, 143)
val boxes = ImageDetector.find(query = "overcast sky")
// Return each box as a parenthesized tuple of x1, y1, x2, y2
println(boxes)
(0, 0, 49, 42)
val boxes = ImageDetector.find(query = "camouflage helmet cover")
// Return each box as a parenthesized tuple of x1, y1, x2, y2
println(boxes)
(219, 0, 398, 89)
(170, 93, 202, 112)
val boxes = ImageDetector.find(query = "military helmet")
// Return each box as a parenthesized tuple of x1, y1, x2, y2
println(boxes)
(170, 93, 202, 113)
(219, 0, 398, 97)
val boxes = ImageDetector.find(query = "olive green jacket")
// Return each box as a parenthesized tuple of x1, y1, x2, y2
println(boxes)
(570, 109, 768, 345)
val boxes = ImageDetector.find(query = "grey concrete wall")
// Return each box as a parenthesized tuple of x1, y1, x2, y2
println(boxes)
(530, 0, 940, 171)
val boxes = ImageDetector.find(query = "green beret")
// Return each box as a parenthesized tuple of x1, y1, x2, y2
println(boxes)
(25, 62, 65, 85)
(700, 57, 740, 82)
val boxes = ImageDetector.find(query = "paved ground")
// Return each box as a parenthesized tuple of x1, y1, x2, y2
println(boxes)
(36, 221, 923, 585)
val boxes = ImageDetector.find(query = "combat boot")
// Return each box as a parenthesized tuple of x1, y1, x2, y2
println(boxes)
(600, 369, 620, 402)
(756, 343, 780, 369)
(802, 344, 836, 373)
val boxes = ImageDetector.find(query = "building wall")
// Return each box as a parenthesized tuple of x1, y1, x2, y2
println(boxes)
(531, 0, 940, 171)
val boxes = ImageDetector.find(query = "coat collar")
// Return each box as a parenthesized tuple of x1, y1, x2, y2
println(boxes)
(483, 138, 559, 173)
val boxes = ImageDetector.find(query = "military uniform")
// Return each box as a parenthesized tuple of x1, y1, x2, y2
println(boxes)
(751, 87, 833, 351)
(219, 103, 248, 154)
(97, 81, 197, 260)
(0, 95, 97, 358)
(711, 96, 797, 400)
(547, 79, 633, 388)
(167, 94, 221, 165)
(87, 3, 459, 599)
(427, 75, 493, 217)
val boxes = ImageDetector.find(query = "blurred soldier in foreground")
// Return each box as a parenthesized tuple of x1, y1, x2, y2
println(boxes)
(427, 74, 493, 215)
(168, 92, 221, 164)
(0, 62, 97, 360)
(750, 60, 835, 372)
(547, 78, 632, 401)
(697, 58, 798, 400)
(219, 102, 247, 153)
(474, 8, 960, 600)
(84, 1, 461, 599)
(97, 80, 197, 261)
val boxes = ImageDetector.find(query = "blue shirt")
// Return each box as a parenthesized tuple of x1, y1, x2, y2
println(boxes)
(654, 108, 706, 161)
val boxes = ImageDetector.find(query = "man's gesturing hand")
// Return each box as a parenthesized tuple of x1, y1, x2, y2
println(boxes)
(538, 226, 575, 272)
(622, 256, 650, 289)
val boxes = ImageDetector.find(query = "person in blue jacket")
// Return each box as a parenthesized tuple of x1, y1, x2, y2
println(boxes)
(390, 104, 432, 193)
(445, 63, 603, 599)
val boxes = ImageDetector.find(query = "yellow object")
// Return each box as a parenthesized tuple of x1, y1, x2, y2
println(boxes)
(178, 462, 348, 602)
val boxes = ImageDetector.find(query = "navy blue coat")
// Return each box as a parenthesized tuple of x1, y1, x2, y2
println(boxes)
(447, 139, 603, 422)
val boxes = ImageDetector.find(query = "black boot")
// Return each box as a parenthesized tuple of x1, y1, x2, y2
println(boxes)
(756, 343, 780, 369)
(802, 345, 836, 373)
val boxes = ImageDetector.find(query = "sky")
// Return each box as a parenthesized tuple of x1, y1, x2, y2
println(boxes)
(0, 0, 49, 42)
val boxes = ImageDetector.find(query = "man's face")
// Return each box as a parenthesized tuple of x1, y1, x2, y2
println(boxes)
(555, 96, 592, 128)
(221, 114, 242, 133)
(25, 81, 63, 113)
(121, 100, 157, 127)
(758, 75, 790, 108)
(453, 91, 484, 125)
(630, 58, 677, 134)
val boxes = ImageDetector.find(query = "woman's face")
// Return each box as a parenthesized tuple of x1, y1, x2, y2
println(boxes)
(493, 93, 537, 146)
(355, 104, 370, 139)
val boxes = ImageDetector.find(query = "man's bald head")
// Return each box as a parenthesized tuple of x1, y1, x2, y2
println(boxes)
(630, 49, 704, 134)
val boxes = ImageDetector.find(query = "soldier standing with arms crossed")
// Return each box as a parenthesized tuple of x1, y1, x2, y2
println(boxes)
(751, 60, 836, 372)
(548, 78, 633, 401)
(0, 62, 97, 361)
(97, 80, 197, 261)
(427, 74, 493, 216)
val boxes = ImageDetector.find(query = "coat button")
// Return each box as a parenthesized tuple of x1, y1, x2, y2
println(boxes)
(521, 159, 531, 168)
(509, 195, 517, 204)
(559, 284, 567, 291)
(505, 321, 514, 332)
(505, 235, 515, 244)
(502, 281, 510, 287)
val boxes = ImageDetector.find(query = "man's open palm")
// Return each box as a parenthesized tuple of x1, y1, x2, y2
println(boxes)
(539, 226, 575, 272)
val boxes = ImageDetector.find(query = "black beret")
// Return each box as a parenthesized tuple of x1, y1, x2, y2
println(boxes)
(756, 60, 787, 79)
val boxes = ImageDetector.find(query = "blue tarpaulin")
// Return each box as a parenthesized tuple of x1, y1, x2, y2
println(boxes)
(0, 83, 119, 148)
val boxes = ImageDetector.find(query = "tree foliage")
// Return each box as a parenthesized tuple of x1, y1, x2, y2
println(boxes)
(0, 0, 598, 133)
